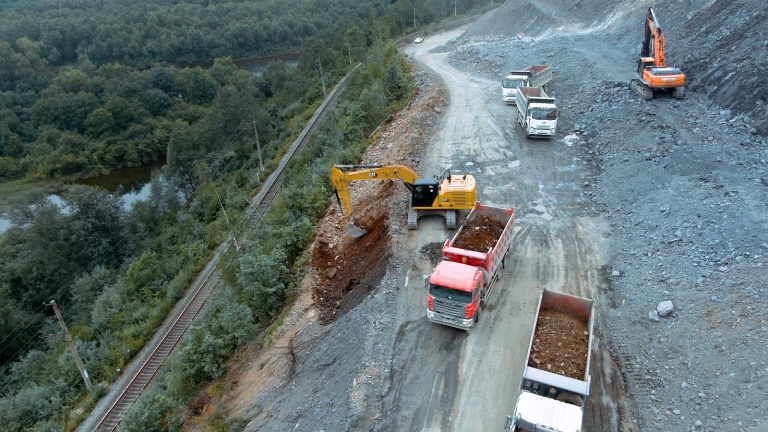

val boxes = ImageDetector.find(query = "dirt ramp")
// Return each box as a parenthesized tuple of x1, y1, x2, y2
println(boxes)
(463, 2, 558, 38)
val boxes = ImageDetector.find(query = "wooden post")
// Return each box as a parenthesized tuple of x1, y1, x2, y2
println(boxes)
(318, 60, 327, 97)
(48, 300, 93, 393)
(253, 120, 264, 172)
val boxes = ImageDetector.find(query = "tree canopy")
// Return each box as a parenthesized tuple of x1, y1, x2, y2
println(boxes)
(0, 0, 496, 430)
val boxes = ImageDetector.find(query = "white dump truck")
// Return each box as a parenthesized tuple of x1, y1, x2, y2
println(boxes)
(504, 289, 594, 432)
(515, 87, 558, 138)
(501, 65, 553, 104)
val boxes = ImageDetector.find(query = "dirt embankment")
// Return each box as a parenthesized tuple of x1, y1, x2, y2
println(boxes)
(311, 208, 392, 325)
(215, 69, 449, 431)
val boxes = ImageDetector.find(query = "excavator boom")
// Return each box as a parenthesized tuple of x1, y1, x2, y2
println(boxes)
(330, 164, 477, 236)
(331, 164, 420, 216)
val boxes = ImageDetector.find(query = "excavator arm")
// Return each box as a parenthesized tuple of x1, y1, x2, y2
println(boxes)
(331, 164, 421, 216)
(641, 7, 666, 68)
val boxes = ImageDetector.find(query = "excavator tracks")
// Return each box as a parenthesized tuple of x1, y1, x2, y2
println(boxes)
(445, 210, 457, 230)
(630, 78, 653, 100)
(407, 207, 418, 230)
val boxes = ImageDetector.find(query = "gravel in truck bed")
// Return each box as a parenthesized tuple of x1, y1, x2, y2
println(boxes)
(452, 215, 505, 252)
(528, 309, 590, 381)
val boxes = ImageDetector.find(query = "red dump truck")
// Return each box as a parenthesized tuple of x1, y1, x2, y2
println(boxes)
(504, 289, 595, 432)
(426, 202, 515, 331)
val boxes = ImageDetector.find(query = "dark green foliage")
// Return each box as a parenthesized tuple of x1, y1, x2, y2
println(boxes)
(384, 54, 412, 101)
(237, 248, 287, 321)
(63, 185, 131, 270)
(0, 0, 498, 430)
(180, 286, 257, 381)
(119, 384, 180, 432)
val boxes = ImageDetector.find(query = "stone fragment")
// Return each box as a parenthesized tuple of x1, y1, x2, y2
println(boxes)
(657, 300, 674, 317)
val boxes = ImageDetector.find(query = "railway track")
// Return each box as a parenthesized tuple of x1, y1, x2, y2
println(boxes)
(87, 64, 360, 432)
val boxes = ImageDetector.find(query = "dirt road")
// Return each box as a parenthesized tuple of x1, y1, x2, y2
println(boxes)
(368, 29, 615, 432)
(220, 2, 768, 431)
(224, 23, 621, 432)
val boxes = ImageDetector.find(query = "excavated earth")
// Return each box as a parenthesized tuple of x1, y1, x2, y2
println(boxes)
(208, 2, 768, 432)
(451, 215, 505, 252)
(528, 309, 590, 381)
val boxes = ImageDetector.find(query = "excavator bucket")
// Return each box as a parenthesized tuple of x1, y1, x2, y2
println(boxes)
(334, 185, 368, 238)
(347, 219, 368, 238)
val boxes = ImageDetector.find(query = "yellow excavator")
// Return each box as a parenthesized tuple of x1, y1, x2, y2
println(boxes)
(631, 7, 686, 100)
(331, 164, 477, 237)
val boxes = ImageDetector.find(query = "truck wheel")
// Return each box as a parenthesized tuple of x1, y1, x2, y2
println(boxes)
(555, 391, 584, 407)
(474, 308, 481, 323)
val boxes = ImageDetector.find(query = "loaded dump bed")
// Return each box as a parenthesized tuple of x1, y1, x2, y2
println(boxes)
(442, 202, 515, 284)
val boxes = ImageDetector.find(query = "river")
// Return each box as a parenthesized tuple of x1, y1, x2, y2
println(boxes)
(0, 52, 301, 235)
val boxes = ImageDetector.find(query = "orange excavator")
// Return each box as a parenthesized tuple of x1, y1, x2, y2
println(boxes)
(331, 164, 476, 237)
(631, 7, 686, 100)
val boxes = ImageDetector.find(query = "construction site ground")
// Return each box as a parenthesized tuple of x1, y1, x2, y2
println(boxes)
(199, 2, 768, 432)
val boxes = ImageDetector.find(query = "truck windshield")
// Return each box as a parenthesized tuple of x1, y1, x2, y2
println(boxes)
(430, 284, 472, 303)
(502, 78, 524, 89)
(531, 108, 558, 120)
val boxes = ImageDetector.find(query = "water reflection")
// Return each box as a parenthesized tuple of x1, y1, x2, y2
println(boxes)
(233, 52, 301, 74)
(76, 161, 163, 194)
(48, 194, 67, 211)
(73, 161, 164, 209)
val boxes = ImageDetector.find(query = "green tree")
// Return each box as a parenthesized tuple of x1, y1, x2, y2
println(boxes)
(122, 251, 168, 301)
(384, 55, 411, 102)
(2, 194, 78, 308)
(68, 266, 116, 324)
(63, 185, 131, 270)
(179, 67, 217, 105)
(236, 249, 287, 321)
(84, 107, 116, 138)
(150, 67, 180, 96)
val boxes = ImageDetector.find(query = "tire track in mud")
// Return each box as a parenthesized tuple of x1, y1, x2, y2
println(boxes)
(401, 23, 627, 431)
(377, 320, 464, 432)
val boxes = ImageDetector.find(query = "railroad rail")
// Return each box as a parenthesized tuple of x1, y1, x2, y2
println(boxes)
(83, 64, 361, 432)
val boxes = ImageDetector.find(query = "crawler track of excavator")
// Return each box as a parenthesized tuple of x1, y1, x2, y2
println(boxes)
(630, 77, 654, 100)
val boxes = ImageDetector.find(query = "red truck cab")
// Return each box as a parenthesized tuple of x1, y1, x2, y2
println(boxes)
(426, 260, 484, 330)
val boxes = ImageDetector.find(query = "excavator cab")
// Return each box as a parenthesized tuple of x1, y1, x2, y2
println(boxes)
(411, 179, 440, 207)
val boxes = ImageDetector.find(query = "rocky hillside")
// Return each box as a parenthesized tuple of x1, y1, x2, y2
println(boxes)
(465, 0, 768, 134)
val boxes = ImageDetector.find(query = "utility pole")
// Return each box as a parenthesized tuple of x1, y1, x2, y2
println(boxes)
(253, 120, 264, 172)
(48, 300, 93, 393)
(455, 0, 457, 17)
(317, 60, 327, 97)
(213, 185, 239, 251)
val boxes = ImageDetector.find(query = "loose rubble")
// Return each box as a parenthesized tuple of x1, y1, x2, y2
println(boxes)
(445, 2, 768, 431)
(219, 3, 768, 432)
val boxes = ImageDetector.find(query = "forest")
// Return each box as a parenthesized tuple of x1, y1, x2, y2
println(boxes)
(0, 0, 495, 430)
